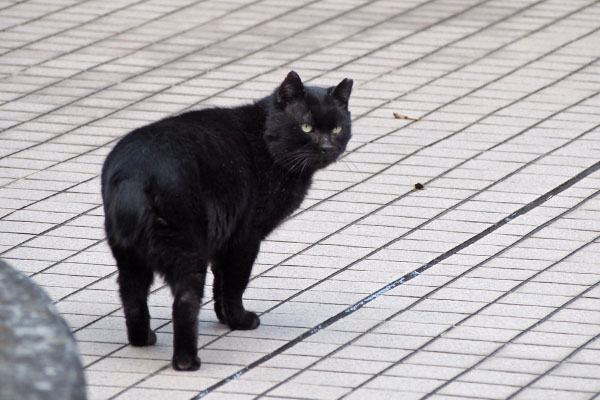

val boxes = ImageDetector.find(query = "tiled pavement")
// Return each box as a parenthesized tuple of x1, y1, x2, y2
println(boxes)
(1, 0, 600, 399)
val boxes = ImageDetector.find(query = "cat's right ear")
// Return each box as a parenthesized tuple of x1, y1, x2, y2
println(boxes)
(277, 71, 305, 106)
(330, 78, 353, 109)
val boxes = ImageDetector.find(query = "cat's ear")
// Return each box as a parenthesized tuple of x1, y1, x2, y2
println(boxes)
(329, 78, 353, 109)
(277, 71, 305, 106)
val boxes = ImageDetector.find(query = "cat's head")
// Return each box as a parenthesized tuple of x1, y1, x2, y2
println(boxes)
(265, 71, 353, 174)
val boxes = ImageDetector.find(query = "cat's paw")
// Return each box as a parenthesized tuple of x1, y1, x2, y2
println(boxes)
(129, 330, 157, 347)
(172, 353, 201, 371)
(214, 302, 226, 325)
(229, 311, 260, 331)
(146, 330, 157, 345)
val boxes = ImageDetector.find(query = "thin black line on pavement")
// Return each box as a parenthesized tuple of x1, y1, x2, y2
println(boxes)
(264, 201, 600, 400)
(342, 204, 600, 399)
(191, 160, 600, 399)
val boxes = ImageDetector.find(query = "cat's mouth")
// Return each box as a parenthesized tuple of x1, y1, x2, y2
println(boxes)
(310, 148, 340, 168)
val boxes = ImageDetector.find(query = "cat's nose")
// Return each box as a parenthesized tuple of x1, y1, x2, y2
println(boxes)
(319, 136, 334, 152)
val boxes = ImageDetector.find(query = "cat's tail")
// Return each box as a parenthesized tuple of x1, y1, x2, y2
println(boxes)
(103, 178, 150, 250)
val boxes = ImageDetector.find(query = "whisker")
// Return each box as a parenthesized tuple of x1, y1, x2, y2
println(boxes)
(300, 158, 308, 176)
(278, 151, 312, 171)
(339, 160, 359, 173)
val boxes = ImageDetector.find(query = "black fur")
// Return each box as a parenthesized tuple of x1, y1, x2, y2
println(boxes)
(101, 71, 353, 371)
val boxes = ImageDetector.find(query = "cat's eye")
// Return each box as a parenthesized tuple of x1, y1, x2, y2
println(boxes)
(301, 123, 313, 133)
(332, 126, 342, 134)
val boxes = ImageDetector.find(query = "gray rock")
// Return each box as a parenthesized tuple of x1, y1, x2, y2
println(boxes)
(0, 259, 86, 400)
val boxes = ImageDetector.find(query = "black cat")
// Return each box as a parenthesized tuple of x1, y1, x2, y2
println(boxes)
(101, 71, 353, 371)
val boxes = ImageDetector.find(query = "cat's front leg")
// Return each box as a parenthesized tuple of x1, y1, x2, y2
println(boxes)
(170, 269, 206, 371)
(212, 240, 260, 330)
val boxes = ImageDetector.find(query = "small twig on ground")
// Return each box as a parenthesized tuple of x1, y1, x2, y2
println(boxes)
(393, 112, 420, 121)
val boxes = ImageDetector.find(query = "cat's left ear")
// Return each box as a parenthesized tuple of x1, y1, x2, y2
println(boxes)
(329, 78, 353, 109)
(277, 71, 305, 106)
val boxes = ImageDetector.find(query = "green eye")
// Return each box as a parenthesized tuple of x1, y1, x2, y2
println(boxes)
(332, 126, 342, 134)
(301, 123, 313, 133)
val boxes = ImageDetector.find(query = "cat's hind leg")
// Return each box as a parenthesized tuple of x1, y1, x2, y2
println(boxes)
(113, 248, 157, 347)
(211, 240, 260, 331)
(167, 258, 207, 371)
